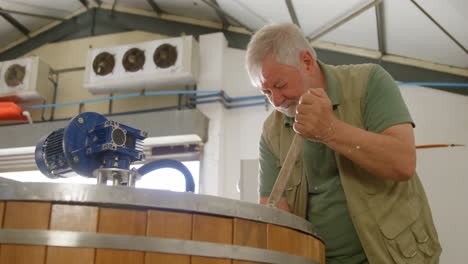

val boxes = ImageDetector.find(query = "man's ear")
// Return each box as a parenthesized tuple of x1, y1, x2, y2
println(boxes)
(299, 51, 315, 71)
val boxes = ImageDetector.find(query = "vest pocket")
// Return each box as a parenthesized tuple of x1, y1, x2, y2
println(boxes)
(384, 220, 436, 263)
(411, 219, 435, 257)
(375, 194, 436, 263)
(380, 213, 436, 263)
(284, 162, 306, 218)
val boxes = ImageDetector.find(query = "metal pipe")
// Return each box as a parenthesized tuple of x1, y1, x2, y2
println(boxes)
(211, 0, 231, 30)
(285, 0, 301, 27)
(0, 9, 30, 36)
(307, 0, 383, 41)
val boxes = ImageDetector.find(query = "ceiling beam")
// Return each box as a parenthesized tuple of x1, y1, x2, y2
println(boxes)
(0, 6, 465, 96)
(307, 0, 382, 41)
(200, 0, 253, 33)
(146, 0, 164, 16)
(207, 0, 230, 29)
(410, 0, 467, 54)
(0, 7, 30, 37)
(0, 8, 66, 21)
(284, 0, 300, 27)
(375, 1, 386, 55)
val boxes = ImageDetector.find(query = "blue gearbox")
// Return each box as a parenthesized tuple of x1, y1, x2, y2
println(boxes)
(35, 112, 147, 178)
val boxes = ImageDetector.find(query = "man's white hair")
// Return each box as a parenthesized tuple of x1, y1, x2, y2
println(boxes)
(245, 23, 317, 87)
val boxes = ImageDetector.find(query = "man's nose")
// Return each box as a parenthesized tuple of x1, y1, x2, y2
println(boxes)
(270, 90, 284, 107)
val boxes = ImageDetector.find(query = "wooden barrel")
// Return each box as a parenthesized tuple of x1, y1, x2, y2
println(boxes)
(0, 179, 324, 264)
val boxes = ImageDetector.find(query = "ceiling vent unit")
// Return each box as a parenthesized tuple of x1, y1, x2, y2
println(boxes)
(84, 36, 199, 94)
(0, 56, 53, 102)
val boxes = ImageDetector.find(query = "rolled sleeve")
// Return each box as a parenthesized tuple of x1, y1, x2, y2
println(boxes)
(363, 65, 414, 133)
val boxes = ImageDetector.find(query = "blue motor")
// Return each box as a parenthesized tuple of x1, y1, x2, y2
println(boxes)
(35, 112, 147, 179)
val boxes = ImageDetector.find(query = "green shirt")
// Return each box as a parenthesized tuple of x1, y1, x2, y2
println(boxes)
(259, 63, 413, 263)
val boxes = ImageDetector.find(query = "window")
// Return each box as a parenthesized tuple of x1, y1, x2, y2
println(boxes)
(0, 160, 199, 193)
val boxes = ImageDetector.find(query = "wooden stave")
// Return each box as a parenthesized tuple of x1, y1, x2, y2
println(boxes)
(0, 181, 325, 264)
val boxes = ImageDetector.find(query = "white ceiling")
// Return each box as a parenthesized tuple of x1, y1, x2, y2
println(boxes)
(0, 0, 467, 68)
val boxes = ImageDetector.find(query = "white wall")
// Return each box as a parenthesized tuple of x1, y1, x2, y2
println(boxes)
(197, 33, 271, 199)
(197, 33, 227, 196)
(197, 38, 468, 262)
(401, 86, 468, 264)
(222, 48, 272, 200)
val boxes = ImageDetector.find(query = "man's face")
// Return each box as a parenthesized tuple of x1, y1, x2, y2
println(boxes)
(260, 54, 308, 117)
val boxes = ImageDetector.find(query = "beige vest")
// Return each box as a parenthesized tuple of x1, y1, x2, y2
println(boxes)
(262, 64, 441, 263)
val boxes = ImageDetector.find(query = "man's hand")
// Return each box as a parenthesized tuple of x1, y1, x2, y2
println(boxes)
(293, 88, 336, 143)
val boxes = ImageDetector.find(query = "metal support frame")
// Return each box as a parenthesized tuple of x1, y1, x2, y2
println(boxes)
(375, 1, 386, 55)
(47, 70, 59, 121)
(410, 0, 467, 54)
(210, 0, 231, 30)
(307, 0, 383, 41)
(78, 0, 90, 9)
(91, 7, 97, 35)
(0, 8, 66, 21)
(111, 0, 118, 17)
(0, 7, 465, 96)
(285, 0, 300, 27)
(146, 0, 164, 16)
(0, 8, 30, 37)
(200, 0, 253, 33)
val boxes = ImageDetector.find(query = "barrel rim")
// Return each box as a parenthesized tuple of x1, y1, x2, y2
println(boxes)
(0, 179, 322, 241)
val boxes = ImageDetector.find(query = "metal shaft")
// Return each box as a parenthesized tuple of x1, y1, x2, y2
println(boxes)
(267, 134, 304, 207)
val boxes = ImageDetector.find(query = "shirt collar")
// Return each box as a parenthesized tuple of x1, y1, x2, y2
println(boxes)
(283, 60, 341, 127)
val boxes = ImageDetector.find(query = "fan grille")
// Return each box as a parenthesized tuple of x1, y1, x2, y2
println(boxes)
(92, 52, 115, 76)
(123, 48, 145, 72)
(153, 44, 178, 69)
(5, 64, 26, 87)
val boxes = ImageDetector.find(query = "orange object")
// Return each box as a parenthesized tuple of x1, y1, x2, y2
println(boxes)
(416, 144, 465, 149)
(0, 102, 27, 120)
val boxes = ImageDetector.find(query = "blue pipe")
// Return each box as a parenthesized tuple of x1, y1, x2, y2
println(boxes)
(190, 91, 223, 100)
(22, 90, 268, 110)
(190, 91, 265, 102)
(137, 159, 195, 193)
(23, 90, 222, 109)
(224, 94, 265, 103)
(21, 81, 467, 111)
(190, 98, 267, 109)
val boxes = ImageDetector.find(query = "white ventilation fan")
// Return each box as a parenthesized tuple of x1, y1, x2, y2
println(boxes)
(0, 56, 53, 102)
(85, 45, 124, 89)
(84, 36, 199, 94)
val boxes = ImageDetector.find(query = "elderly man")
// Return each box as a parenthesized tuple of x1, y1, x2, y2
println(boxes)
(246, 22, 441, 264)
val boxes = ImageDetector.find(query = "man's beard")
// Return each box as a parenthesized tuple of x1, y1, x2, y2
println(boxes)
(276, 99, 298, 117)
